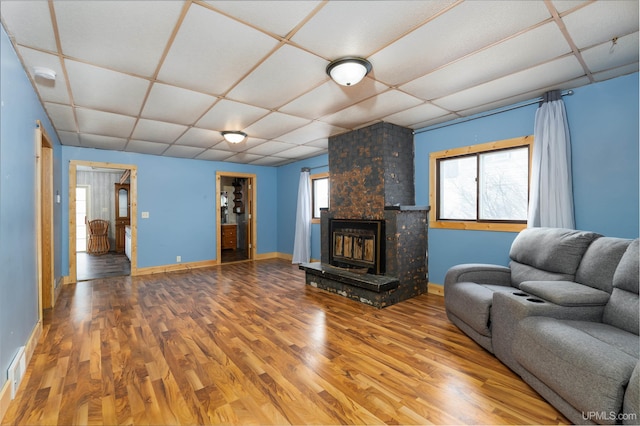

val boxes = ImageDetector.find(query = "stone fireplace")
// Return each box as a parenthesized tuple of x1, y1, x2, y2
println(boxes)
(300, 122, 429, 308)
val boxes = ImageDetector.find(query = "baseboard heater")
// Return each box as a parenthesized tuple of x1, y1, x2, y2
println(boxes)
(7, 346, 26, 400)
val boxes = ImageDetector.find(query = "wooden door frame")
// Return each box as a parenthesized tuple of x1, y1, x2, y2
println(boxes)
(68, 160, 138, 282)
(35, 120, 54, 315)
(216, 171, 256, 263)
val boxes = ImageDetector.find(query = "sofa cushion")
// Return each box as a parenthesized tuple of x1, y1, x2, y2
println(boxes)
(444, 282, 514, 337)
(603, 240, 639, 335)
(508, 228, 601, 287)
(509, 262, 574, 289)
(520, 281, 610, 307)
(575, 237, 632, 293)
(514, 317, 639, 423)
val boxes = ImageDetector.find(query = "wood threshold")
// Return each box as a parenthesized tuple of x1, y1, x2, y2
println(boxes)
(2, 259, 569, 425)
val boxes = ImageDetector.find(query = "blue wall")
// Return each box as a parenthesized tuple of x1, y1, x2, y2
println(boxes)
(0, 26, 62, 390)
(60, 147, 278, 273)
(415, 73, 639, 285)
(276, 154, 329, 261)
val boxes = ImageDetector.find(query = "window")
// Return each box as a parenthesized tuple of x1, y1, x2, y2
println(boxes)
(311, 172, 329, 223)
(429, 135, 533, 232)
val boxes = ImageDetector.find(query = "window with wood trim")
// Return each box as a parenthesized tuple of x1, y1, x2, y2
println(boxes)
(429, 135, 533, 232)
(311, 172, 329, 224)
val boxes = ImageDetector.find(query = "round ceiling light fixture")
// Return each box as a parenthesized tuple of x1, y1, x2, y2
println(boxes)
(221, 130, 247, 144)
(33, 66, 57, 81)
(326, 57, 372, 86)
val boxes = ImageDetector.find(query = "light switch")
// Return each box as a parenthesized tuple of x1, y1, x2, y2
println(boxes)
(141, 211, 149, 219)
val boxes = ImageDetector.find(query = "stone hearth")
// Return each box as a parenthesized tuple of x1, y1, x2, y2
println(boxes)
(300, 122, 429, 308)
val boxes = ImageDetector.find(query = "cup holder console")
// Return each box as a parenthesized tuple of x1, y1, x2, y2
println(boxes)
(513, 292, 528, 297)
(526, 298, 545, 303)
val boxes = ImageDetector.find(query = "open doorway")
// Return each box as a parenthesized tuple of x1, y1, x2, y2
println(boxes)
(216, 172, 256, 263)
(68, 161, 137, 283)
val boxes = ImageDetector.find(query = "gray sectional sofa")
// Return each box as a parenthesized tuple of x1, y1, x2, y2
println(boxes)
(444, 227, 639, 425)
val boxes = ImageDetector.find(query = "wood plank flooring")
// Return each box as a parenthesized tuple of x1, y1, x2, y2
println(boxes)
(2, 259, 569, 425)
(76, 252, 130, 281)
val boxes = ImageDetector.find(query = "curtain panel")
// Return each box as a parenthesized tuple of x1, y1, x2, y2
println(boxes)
(292, 169, 311, 264)
(528, 90, 575, 229)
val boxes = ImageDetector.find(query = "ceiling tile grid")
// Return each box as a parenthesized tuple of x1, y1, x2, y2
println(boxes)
(0, 0, 637, 165)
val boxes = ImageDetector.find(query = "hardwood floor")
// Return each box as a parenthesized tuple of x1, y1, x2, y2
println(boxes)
(2, 259, 569, 425)
(76, 252, 130, 281)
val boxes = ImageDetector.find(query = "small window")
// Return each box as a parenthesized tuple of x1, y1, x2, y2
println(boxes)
(430, 136, 533, 232)
(311, 172, 329, 223)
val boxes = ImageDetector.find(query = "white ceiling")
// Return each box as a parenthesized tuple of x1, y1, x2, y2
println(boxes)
(1, 1, 638, 167)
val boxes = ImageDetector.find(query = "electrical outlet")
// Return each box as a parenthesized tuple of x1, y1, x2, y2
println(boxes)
(176, 255, 181, 262)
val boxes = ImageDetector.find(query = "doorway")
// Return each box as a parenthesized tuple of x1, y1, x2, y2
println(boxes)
(36, 121, 54, 316)
(216, 172, 256, 263)
(68, 161, 137, 283)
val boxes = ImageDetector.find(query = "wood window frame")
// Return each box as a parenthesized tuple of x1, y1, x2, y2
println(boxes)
(429, 135, 533, 232)
(310, 172, 329, 224)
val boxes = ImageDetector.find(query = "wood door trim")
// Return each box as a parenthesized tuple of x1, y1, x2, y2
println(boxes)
(35, 120, 54, 315)
(216, 171, 257, 263)
(68, 160, 138, 282)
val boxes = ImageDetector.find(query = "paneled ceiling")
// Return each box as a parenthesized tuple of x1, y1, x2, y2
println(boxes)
(1, 1, 638, 166)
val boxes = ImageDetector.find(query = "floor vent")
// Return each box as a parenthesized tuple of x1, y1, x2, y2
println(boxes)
(7, 346, 26, 400)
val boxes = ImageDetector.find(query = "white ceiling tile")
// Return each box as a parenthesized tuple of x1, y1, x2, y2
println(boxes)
(320, 90, 423, 128)
(80, 134, 127, 151)
(44, 103, 76, 132)
(196, 99, 269, 131)
(58, 131, 81, 146)
(227, 44, 327, 109)
(371, 0, 552, 86)
(279, 78, 389, 119)
(551, 1, 589, 15)
(244, 141, 294, 156)
(126, 140, 169, 156)
(224, 152, 265, 164)
(195, 149, 235, 161)
(54, 1, 182, 77)
(411, 113, 460, 130)
(291, 1, 456, 59)
(0, 1, 57, 51)
(593, 62, 639, 82)
(563, 1, 639, 49)
(303, 138, 329, 149)
(174, 127, 222, 148)
(16, 47, 70, 104)
(131, 119, 188, 144)
(141, 83, 216, 125)
(458, 76, 591, 117)
(65, 59, 150, 116)
(273, 145, 324, 159)
(581, 32, 639, 74)
(76, 108, 136, 138)
(275, 121, 345, 145)
(249, 156, 292, 166)
(434, 56, 585, 112)
(158, 3, 279, 94)
(401, 22, 571, 101)
(205, 1, 322, 38)
(382, 103, 450, 128)
(162, 145, 205, 159)
(244, 112, 311, 140)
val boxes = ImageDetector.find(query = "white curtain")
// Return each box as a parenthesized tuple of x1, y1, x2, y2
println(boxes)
(292, 169, 311, 264)
(528, 90, 575, 229)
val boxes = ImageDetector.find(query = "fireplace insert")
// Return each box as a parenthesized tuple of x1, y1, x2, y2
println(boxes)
(329, 219, 385, 274)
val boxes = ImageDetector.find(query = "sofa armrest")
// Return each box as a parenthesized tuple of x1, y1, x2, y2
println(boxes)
(520, 280, 611, 307)
(492, 291, 605, 374)
(444, 263, 512, 287)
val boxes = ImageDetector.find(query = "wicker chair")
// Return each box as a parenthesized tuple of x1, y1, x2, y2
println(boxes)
(87, 219, 110, 255)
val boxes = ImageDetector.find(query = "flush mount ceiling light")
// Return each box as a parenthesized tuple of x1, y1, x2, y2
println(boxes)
(221, 131, 247, 144)
(33, 66, 56, 81)
(326, 57, 372, 86)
